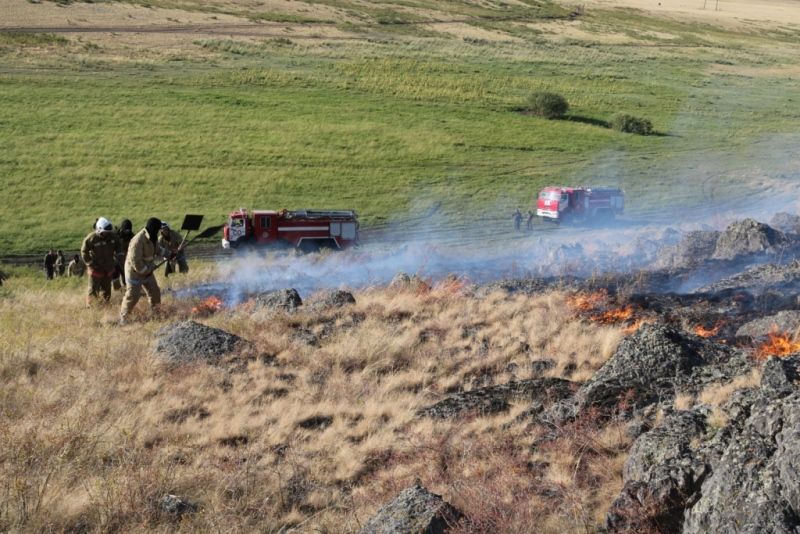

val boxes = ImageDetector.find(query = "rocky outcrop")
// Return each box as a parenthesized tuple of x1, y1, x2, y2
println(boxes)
(605, 356, 800, 534)
(696, 260, 800, 295)
(736, 310, 800, 339)
(654, 230, 719, 269)
(417, 378, 573, 419)
(683, 390, 800, 532)
(309, 289, 356, 310)
(711, 218, 789, 261)
(606, 409, 709, 533)
(154, 320, 247, 365)
(358, 483, 462, 534)
(253, 288, 302, 312)
(543, 324, 751, 425)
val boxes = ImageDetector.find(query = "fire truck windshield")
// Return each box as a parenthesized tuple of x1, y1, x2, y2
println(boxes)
(539, 191, 560, 201)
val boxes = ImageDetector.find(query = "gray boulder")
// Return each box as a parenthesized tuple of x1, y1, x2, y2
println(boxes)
(683, 394, 800, 533)
(711, 218, 789, 260)
(654, 230, 719, 269)
(542, 324, 751, 424)
(681, 355, 800, 533)
(253, 288, 302, 311)
(358, 483, 462, 534)
(309, 289, 356, 309)
(606, 410, 709, 533)
(154, 320, 246, 365)
(160, 494, 197, 516)
(736, 310, 800, 339)
(417, 378, 572, 419)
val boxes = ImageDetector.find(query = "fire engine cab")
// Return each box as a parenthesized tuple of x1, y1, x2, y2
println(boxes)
(536, 186, 624, 224)
(222, 208, 359, 251)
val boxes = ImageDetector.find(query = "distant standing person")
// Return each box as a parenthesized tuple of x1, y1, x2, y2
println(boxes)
(81, 217, 122, 305)
(120, 218, 163, 325)
(67, 254, 85, 277)
(43, 249, 57, 280)
(114, 219, 135, 290)
(55, 250, 66, 277)
(159, 222, 188, 277)
(526, 210, 535, 231)
(512, 208, 523, 232)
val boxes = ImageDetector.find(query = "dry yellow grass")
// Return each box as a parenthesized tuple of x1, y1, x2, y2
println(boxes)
(0, 266, 635, 532)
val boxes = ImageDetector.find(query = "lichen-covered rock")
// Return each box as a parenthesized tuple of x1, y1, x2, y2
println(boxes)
(606, 410, 709, 533)
(542, 324, 751, 424)
(696, 260, 800, 295)
(416, 378, 573, 419)
(683, 392, 800, 533)
(358, 483, 461, 534)
(654, 230, 719, 269)
(154, 321, 246, 365)
(309, 289, 356, 309)
(160, 494, 197, 516)
(253, 288, 302, 311)
(711, 218, 789, 261)
(736, 310, 800, 339)
(680, 355, 800, 533)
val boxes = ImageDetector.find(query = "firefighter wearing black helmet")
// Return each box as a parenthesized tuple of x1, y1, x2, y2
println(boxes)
(81, 217, 122, 305)
(119, 218, 162, 324)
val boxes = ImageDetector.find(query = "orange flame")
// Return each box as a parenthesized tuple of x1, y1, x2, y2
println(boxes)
(694, 321, 724, 338)
(567, 290, 608, 313)
(756, 329, 800, 360)
(192, 296, 224, 316)
(622, 317, 655, 334)
(591, 305, 634, 324)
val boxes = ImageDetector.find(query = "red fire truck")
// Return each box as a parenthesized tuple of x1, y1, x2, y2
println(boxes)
(222, 208, 359, 251)
(536, 186, 624, 224)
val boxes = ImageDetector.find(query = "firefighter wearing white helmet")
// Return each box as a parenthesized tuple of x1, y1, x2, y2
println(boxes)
(80, 217, 122, 305)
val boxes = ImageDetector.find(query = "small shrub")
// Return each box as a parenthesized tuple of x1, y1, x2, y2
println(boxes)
(525, 92, 569, 119)
(611, 113, 653, 135)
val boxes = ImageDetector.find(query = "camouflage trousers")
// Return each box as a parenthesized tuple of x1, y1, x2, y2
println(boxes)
(120, 275, 161, 319)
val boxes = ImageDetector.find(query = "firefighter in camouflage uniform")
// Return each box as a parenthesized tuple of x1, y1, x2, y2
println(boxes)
(80, 217, 122, 305)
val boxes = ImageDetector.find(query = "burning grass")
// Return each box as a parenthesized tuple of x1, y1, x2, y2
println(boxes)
(755, 328, 800, 360)
(0, 268, 634, 532)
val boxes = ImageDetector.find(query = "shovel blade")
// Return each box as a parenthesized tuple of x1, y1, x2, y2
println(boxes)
(181, 214, 204, 231)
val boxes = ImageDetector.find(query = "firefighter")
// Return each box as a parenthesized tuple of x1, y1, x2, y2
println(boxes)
(54, 250, 66, 277)
(43, 249, 57, 280)
(113, 219, 135, 289)
(159, 222, 188, 277)
(81, 217, 122, 305)
(67, 254, 85, 277)
(526, 210, 535, 231)
(512, 208, 523, 232)
(120, 217, 162, 325)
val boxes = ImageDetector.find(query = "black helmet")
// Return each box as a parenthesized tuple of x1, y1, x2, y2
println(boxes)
(145, 218, 162, 243)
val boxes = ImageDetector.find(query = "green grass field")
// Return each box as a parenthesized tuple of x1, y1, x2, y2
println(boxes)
(1, 2, 799, 254)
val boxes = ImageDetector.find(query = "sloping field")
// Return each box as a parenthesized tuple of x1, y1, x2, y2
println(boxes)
(1, 0, 800, 254)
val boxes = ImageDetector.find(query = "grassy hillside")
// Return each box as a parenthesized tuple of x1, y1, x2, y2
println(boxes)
(0, 264, 632, 532)
(1, 2, 800, 254)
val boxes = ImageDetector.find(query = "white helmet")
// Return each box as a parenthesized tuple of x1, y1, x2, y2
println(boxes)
(95, 217, 113, 234)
